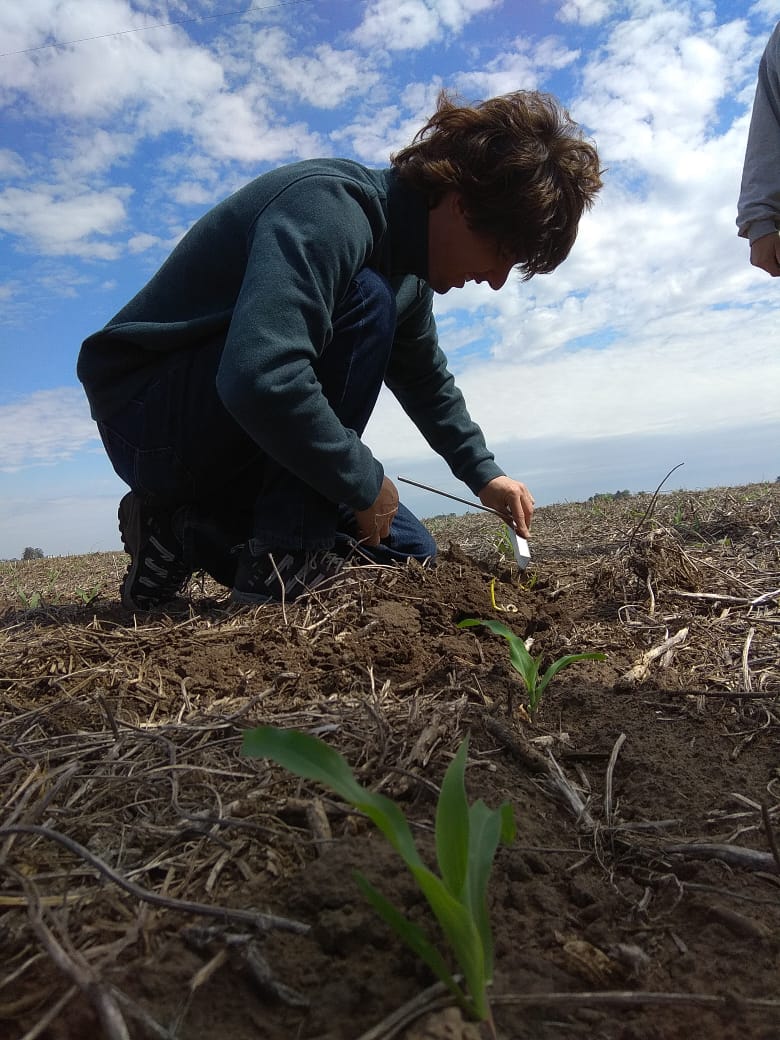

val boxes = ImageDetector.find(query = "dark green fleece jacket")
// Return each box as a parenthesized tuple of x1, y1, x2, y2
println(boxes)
(78, 159, 503, 511)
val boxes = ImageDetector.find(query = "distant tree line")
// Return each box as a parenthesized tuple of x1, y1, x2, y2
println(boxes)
(587, 490, 632, 504)
(22, 547, 45, 560)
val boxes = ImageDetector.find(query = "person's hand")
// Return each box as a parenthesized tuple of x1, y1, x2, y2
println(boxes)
(355, 476, 399, 546)
(750, 232, 780, 276)
(478, 476, 534, 538)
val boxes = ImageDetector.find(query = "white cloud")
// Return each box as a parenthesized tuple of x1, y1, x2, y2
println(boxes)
(251, 28, 380, 110)
(749, 2, 780, 23)
(352, 0, 443, 50)
(575, 11, 751, 171)
(190, 91, 319, 163)
(332, 76, 456, 163)
(127, 231, 163, 253)
(0, 3, 321, 173)
(0, 388, 99, 472)
(171, 180, 219, 206)
(457, 35, 579, 98)
(0, 149, 27, 177)
(52, 130, 138, 179)
(364, 301, 780, 465)
(557, 0, 615, 27)
(2, 21, 221, 122)
(0, 185, 129, 257)
(426, 7, 761, 380)
(352, 0, 500, 51)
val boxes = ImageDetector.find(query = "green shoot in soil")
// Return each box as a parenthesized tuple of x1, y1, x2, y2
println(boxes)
(457, 618, 605, 712)
(242, 728, 514, 1027)
(15, 588, 42, 609)
(75, 584, 103, 605)
(491, 524, 515, 562)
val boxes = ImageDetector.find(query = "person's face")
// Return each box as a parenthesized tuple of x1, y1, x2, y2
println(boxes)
(427, 191, 516, 294)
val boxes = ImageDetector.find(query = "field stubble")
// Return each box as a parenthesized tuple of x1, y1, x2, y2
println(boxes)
(0, 484, 779, 1040)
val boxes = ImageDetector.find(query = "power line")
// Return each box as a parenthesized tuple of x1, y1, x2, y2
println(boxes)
(0, 0, 318, 58)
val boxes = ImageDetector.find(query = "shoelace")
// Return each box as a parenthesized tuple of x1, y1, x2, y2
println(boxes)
(296, 550, 346, 591)
(276, 549, 346, 595)
(138, 535, 188, 591)
(314, 549, 348, 570)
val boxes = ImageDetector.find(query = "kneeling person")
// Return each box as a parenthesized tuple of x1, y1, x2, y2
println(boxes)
(78, 90, 601, 608)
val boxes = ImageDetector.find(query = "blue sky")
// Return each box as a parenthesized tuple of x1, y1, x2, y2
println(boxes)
(1, 0, 779, 558)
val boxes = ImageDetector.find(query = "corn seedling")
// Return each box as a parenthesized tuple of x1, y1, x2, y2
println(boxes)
(14, 566, 62, 609)
(15, 588, 42, 609)
(242, 728, 514, 1029)
(491, 524, 515, 562)
(457, 618, 605, 712)
(75, 584, 102, 605)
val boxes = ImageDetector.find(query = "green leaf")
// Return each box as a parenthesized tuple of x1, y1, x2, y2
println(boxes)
(457, 617, 513, 639)
(535, 652, 606, 702)
(242, 727, 425, 871)
(458, 618, 537, 695)
(242, 725, 499, 1022)
(463, 800, 502, 979)
(242, 726, 365, 802)
(410, 865, 489, 1020)
(354, 873, 468, 1010)
(499, 802, 516, 846)
(435, 738, 470, 899)
(459, 619, 607, 712)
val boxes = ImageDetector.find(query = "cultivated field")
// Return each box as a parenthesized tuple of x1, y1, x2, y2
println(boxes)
(1, 484, 779, 1039)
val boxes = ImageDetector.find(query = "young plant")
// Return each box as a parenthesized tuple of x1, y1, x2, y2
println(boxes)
(75, 584, 102, 605)
(242, 727, 514, 1027)
(491, 524, 515, 562)
(15, 587, 42, 609)
(457, 618, 605, 713)
(14, 566, 61, 609)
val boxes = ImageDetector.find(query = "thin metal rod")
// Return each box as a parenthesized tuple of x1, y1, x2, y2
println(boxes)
(397, 476, 506, 520)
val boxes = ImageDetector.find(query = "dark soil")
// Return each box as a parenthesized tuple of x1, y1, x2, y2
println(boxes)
(1, 484, 779, 1040)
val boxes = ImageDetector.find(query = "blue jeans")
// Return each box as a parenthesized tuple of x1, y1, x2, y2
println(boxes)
(96, 269, 436, 585)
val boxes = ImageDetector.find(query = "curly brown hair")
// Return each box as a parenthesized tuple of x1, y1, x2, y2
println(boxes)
(391, 90, 603, 280)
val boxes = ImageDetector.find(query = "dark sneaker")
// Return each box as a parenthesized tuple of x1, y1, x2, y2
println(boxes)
(118, 492, 191, 610)
(231, 541, 349, 605)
